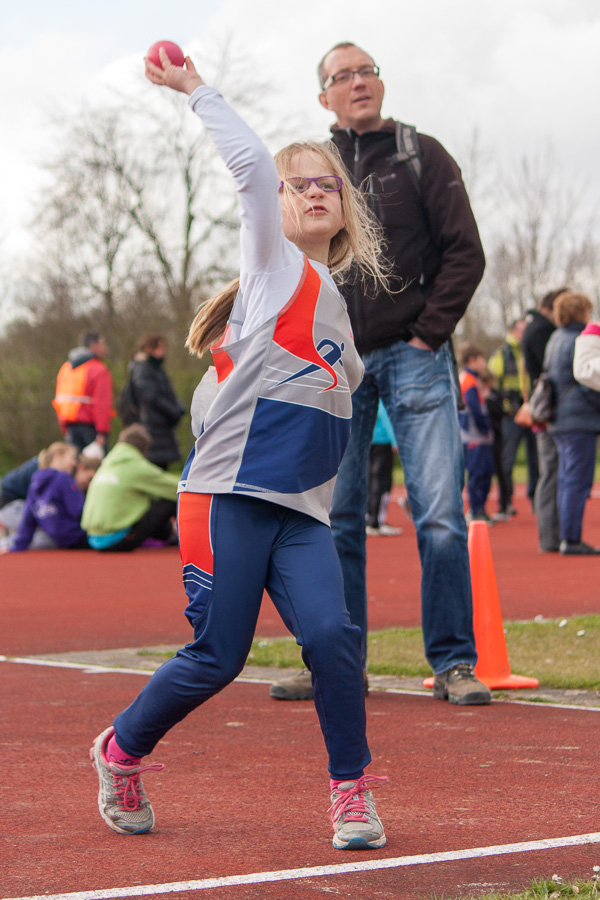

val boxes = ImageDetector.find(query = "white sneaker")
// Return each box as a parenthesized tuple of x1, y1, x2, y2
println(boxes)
(366, 524, 402, 536)
(90, 726, 164, 834)
(330, 775, 387, 849)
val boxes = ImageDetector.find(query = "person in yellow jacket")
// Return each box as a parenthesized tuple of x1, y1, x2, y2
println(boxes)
(53, 332, 113, 452)
(488, 319, 538, 515)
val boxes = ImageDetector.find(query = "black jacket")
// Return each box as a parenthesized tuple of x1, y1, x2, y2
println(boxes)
(330, 120, 485, 353)
(521, 309, 556, 383)
(131, 355, 185, 467)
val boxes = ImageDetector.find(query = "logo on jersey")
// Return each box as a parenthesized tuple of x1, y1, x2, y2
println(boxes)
(276, 337, 345, 391)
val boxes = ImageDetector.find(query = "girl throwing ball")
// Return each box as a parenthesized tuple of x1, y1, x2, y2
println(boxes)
(91, 47, 390, 850)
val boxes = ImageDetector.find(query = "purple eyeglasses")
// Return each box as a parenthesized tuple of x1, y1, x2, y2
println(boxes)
(278, 175, 343, 193)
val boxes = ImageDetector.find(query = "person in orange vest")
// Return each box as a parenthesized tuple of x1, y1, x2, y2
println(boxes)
(53, 332, 113, 452)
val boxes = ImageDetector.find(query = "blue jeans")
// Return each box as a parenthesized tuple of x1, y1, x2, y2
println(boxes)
(330, 340, 476, 674)
(553, 431, 597, 543)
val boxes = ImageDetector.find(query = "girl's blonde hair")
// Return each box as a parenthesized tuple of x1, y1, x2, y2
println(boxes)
(38, 442, 73, 469)
(186, 140, 389, 356)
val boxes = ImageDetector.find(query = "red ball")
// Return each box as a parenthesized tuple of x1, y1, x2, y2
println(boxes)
(147, 41, 185, 69)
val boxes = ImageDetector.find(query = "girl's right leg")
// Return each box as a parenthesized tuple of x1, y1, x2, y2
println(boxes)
(115, 494, 279, 753)
(92, 493, 276, 834)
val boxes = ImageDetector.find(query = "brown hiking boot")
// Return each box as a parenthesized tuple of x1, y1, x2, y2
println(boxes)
(269, 668, 369, 700)
(432, 664, 491, 706)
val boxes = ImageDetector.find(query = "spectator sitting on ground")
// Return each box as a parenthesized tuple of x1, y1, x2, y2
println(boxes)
(0, 453, 101, 551)
(74, 455, 102, 493)
(9, 443, 91, 552)
(0, 442, 67, 509)
(81, 424, 179, 552)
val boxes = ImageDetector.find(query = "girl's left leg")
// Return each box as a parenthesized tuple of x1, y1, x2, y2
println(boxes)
(266, 509, 369, 780)
(265, 508, 387, 849)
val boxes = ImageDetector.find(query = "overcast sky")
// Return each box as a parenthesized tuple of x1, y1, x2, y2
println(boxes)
(2, 0, 599, 265)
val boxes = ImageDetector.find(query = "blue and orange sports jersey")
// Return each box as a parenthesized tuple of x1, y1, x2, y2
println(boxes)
(181, 258, 363, 526)
(459, 369, 492, 446)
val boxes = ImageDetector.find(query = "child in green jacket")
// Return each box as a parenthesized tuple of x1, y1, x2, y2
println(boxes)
(82, 424, 179, 551)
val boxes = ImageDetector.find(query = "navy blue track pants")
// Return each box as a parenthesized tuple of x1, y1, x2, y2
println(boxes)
(114, 492, 371, 781)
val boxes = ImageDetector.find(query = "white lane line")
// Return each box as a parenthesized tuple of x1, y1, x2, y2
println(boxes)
(384, 689, 600, 712)
(4, 832, 600, 900)
(2, 657, 599, 711)
(1, 656, 155, 676)
(0, 656, 271, 683)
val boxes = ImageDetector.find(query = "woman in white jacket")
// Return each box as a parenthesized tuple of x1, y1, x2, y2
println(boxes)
(574, 322, 600, 391)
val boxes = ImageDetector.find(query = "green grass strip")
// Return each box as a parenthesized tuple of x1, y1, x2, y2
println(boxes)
(244, 615, 600, 691)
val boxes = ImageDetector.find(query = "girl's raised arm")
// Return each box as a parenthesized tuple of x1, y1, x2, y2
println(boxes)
(144, 50, 288, 275)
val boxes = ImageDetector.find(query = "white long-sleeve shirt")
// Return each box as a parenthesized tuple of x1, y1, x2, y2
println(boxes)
(181, 87, 363, 525)
(188, 86, 339, 341)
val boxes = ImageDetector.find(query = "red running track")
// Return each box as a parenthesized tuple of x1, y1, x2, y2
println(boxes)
(2, 659, 600, 899)
(2, 486, 600, 898)
(2, 488, 600, 656)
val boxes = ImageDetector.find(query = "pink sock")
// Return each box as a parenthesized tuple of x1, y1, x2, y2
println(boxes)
(330, 779, 343, 790)
(106, 734, 142, 767)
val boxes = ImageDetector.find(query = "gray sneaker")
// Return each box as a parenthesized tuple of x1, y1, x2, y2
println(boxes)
(90, 726, 164, 834)
(330, 775, 387, 850)
(433, 664, 491, 705)
(269, 668, 370, 700)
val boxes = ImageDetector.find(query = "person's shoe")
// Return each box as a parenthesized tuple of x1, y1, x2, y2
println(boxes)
(366, 524, 402, 536)
(379, 523, 402, 536)
(269, 669, 313, 700)
(506, 504, 517, 517)
(269, 668, 369, 700)
(559, 540, 600, 556)
(539, 544, 560, 553)
(469, 510, 493, 525)
(397, 496, 413, 521)
(90, 726, 164, 835)
(330, 775, 387, 850)
(432, 664, 491, 705)
(491, 511, 511, 522)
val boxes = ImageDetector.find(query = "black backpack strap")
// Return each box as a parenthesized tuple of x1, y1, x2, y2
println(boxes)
(394, 122, 422, 193)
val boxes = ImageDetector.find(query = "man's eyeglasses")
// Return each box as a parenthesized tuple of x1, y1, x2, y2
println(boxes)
(278, 176, 343, 193)
(323, 65, 380, 90)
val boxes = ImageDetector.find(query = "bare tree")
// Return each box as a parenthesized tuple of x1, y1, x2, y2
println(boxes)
(32, 41, 288, 340)
(481, 145, 590, 328)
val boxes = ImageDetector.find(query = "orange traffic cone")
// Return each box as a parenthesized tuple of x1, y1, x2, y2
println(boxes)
(424, 520, 538, 690)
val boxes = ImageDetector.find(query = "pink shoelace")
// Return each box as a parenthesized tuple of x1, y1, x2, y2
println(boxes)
(329, 774, 388, 824)
(112, 763, 165, 811)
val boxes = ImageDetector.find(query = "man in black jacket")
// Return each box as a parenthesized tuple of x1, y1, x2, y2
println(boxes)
(271, 42, 489, 705)
(522, 288, 566, 552)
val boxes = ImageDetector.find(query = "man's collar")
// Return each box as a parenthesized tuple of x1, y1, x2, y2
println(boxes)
(330, 117, 396, 138)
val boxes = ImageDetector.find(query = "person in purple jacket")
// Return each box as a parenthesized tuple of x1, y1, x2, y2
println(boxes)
(10, 444, 90, 551)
